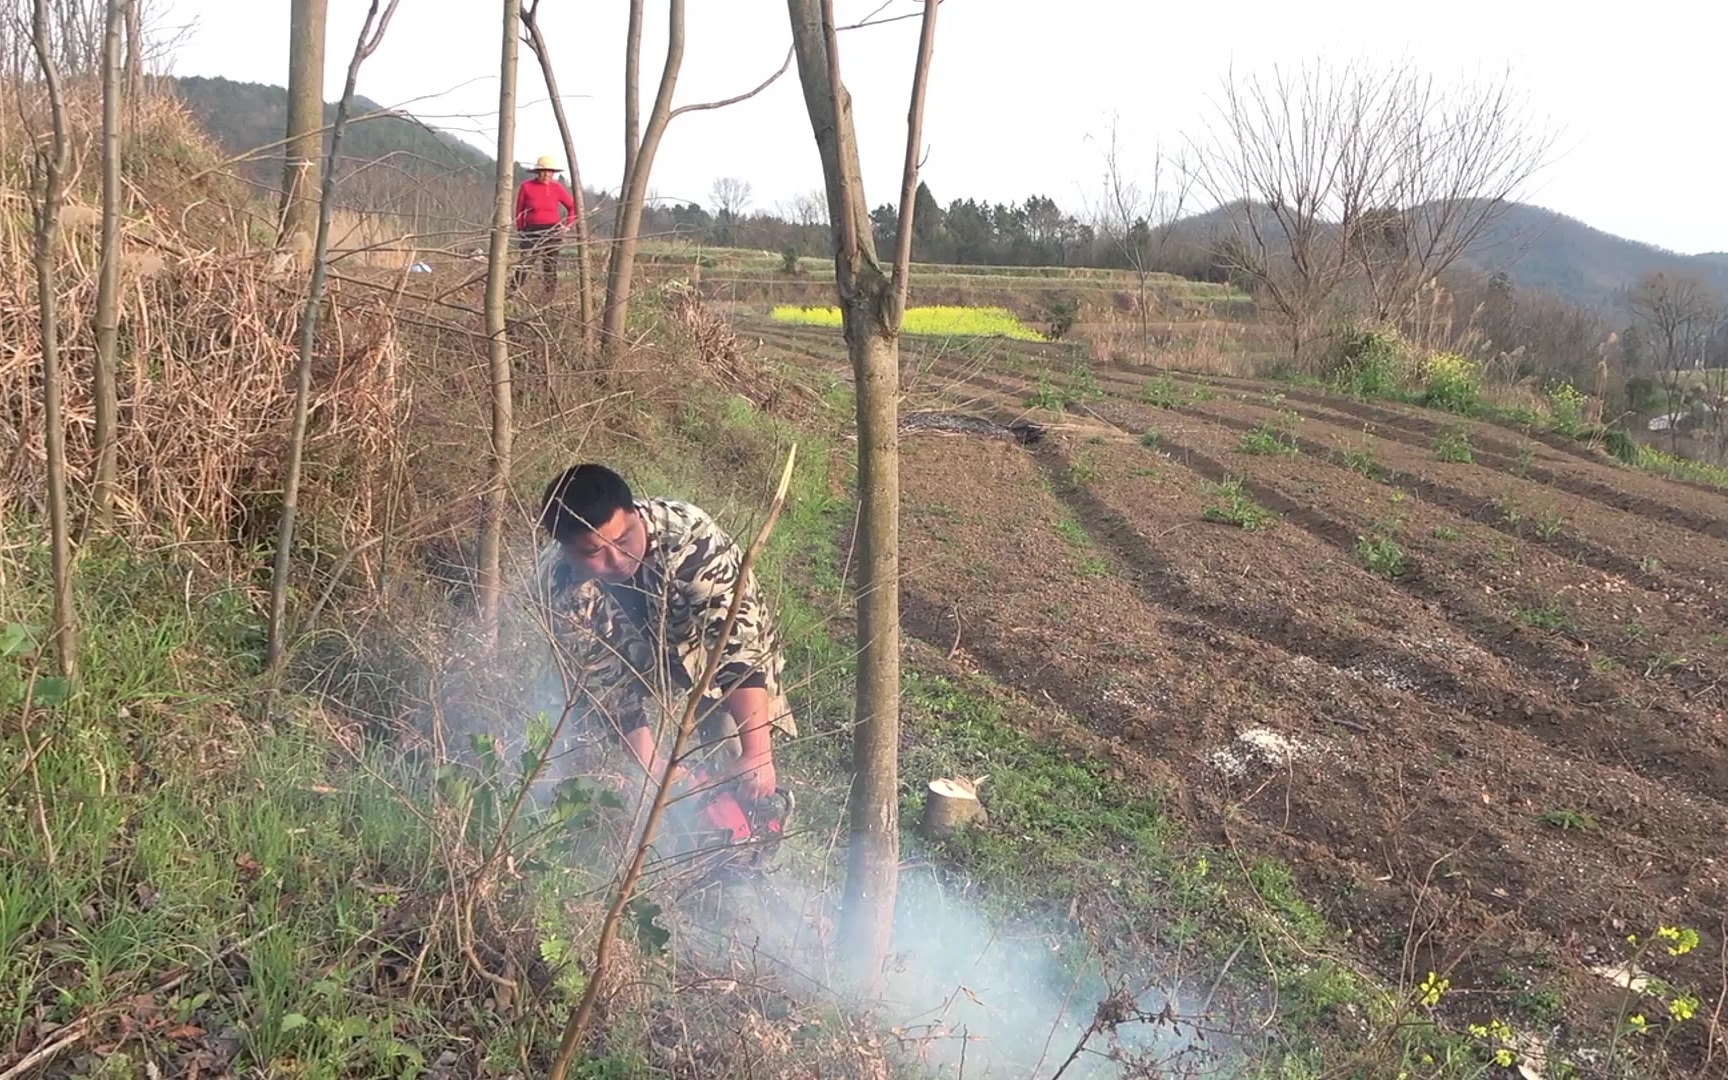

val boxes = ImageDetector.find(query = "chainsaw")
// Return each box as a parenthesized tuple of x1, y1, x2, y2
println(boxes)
(672, 763, 794, 874)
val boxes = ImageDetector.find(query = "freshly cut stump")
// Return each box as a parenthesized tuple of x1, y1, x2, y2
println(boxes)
(920, 777, 986, 839)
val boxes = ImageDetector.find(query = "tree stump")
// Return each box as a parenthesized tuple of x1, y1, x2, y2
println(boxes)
(919, 777, 986, 840)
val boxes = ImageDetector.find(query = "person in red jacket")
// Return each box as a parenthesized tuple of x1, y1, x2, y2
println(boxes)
(513, 155, 577, 295)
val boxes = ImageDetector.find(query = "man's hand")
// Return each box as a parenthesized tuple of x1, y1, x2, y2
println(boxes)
(729, 753, 776, 802)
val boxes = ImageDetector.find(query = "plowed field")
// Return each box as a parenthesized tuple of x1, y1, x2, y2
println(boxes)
(752, 318, 1728, 1072)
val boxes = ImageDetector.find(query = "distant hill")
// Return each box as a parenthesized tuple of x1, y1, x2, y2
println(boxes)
(168, 75, 497, 227)
(1168, 199, 1728, 312)
(1463, 203, 1728, 309)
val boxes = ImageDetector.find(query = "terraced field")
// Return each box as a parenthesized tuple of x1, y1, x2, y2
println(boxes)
(747, 316, 1728, 1070)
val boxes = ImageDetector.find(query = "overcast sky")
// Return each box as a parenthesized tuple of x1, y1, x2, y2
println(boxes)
(160, 0, 1728, 254)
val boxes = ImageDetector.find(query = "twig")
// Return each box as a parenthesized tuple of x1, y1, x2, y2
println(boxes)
(668, 45, 793, 119)
(546, 446, 799, 1080)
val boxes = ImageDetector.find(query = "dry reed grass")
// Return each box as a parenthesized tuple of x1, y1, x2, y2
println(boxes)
(1, 78, 406, 551)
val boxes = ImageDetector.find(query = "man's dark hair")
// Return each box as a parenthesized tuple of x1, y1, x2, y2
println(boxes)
(539, 463, 633, 543)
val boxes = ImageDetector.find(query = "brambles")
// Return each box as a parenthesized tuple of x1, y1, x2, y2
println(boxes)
(1433, 428, 1474, 463)
(1239, 422, 1299, 456)
(1202, 478, 1276, 530)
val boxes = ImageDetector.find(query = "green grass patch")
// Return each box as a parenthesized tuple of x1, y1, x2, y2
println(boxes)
(770, 303, 1044, 340)
(1515, 597, 1573, 632)
(1633, 444, 1728, 488)
(0, 536, 611, 1075)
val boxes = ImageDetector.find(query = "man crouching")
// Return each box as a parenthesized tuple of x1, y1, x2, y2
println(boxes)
(533, 463, 796, 821)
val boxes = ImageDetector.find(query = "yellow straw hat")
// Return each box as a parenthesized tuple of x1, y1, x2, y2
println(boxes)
(533, 155, 558, 171)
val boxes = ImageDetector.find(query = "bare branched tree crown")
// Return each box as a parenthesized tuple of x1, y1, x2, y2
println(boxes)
(1187, 59, 1554, 366)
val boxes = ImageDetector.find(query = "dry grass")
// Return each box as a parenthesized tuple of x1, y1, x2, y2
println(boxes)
(328, 207, 422, 270)
(1, 79, 406, 551)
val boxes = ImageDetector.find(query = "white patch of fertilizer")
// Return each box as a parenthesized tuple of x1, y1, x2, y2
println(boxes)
(1208, 727, 1317, 779)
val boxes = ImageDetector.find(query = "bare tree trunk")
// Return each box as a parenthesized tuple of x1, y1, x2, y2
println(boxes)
(264, 0, 401, 675)
(522, 0, 594, 354)
(477, 0, 522, 648)
(786, 0, 938, 990)
(32, 0, 77, 681)
(91, 0, 124, 530)
(620, 0, 643, 211)
(601, 0, 684, 365)
(280, 0, 328, 264)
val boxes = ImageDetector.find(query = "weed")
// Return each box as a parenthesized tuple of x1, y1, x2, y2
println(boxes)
(1066, 361, 1105, 404)
(1421, 352, 1483, 414)
(1142, 374, 1182, 408)
(1532, 507, 1566, 540)
(1077, 556, 1110, 578)
(1644, 652, 1685, 679)
(1068, 453, 1100, 485)
(1592, 655, 1622, 674)
(1516, 597, 1573, 632)
(1545, 380, 1589, 436)
(1357, 534, 1406, 579)
(1514, 442, 1536, 476)
(1191, 377, 1217, 402)
(1239, 422, 1300, 456)
(1140, 429, 1162, 449)
(1357, 498, 1408, 578)
(1639, 555, 1663, 574)
(1512, 982, 1566, 1025)
(1053, 517, 1088, 547)
(1042, 297, 1079, 340)
(1331, 326, 1408, 397)
(1535, 808, 1599, 831)
(1632, 444, 1728, 488)
(1432, 526, 1462, 541)
(1026, 373, 1068, 411)
(1202, 478, 1277, 530)
(1604, 428, 1637, 464)
(1433, 428, 1474, 463)
(1333, 436, 1381, 478)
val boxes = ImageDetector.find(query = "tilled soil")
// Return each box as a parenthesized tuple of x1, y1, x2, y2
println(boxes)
(763, 324, 1728, 1071)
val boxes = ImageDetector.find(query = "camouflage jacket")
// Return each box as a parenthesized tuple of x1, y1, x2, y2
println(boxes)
(534, 498, 788, 738)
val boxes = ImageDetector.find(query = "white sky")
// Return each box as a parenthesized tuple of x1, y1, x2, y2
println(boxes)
(159, 0, 1728, 254)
